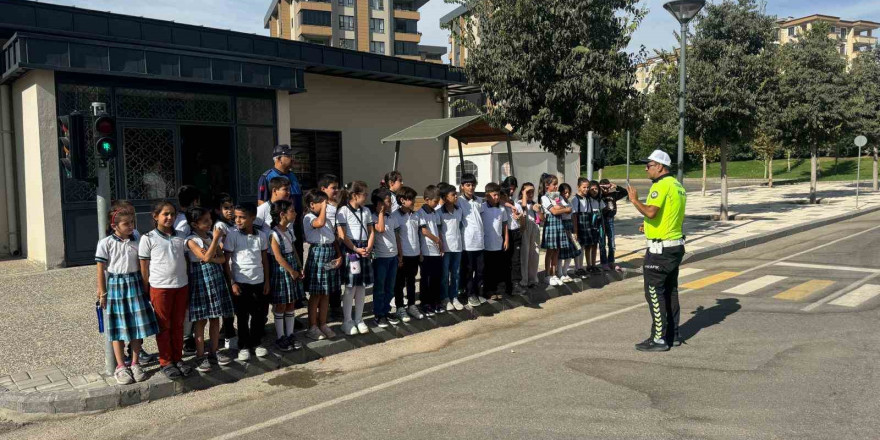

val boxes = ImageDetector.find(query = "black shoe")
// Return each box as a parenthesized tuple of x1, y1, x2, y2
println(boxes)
(162, 365, 183, 380)
(183, 338, 197, 356)
(671, 336, 683, 347)
(635, 338, 670, 352)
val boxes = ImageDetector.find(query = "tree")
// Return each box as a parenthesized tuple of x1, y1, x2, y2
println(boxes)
(685, 136, 719, 195)
(777, 21, 849, 203)
(849, 47, 880, 191)
(686, 0, 777, 220)
(752, 129, 779, 187)
(445, 0, 645, 180)
(639, 50, 680, 157)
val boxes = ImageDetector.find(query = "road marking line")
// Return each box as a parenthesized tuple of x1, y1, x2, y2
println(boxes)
(681, 271, 740, 290)
(802, 272, 880, 311)
(829, 284, 880, 307)
(210, 301, 648, 440)
(773, 262, 880, 273)
(678, 268, 705, 278)
(774, 280, 835, 301)
(723, 275, 788, 295)
(212, 222, 880, 438)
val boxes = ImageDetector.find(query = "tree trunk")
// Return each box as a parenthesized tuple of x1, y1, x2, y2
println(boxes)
(701, 153, 707, 197)
(720, 142, 729, 220)
(763, 157, 768, 180)
(768, 156, 773, 188)
(873, 146, 878, 192)
(787, 150, 791, 172)
(810, 145, 818, 204)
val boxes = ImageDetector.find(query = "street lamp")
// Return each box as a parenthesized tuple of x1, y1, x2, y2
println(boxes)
(663, 0, 705, 182)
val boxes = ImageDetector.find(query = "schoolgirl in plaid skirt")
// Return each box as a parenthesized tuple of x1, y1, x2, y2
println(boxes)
(184, 207, 235, 370)
(267, 201, 305, 352)
(336, 181, 375, 336)
(303, 190, 342, 340)
(96, 210, 158, 384)
(538, 174, 571, 286)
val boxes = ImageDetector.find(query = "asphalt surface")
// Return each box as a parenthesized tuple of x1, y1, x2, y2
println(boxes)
(4, 211, 880, 439)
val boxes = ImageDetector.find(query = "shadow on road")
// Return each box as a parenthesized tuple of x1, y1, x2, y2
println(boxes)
(679, 298, 741, 342)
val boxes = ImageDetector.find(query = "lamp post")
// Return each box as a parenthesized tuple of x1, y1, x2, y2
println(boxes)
(664, 0, 705, 182)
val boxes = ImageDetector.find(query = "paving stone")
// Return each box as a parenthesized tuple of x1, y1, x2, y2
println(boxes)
(46, 371, 67, 383)
(21, 394, 55, 414)
(28, 367, 62, 377)
(13, 377, 51, 389)
(36, 382, 73, 392)
(67, 376, 87, 387)
(18, 388, 36, 394)
(83, 373, 104, 383)
(84, 386, 119, 412)
(10, 372, 29, 383)
(51, 392, 86, 413)
(0, 393, 28, 412)
(118, 386, 145, 407)
(146, 380, 177, 402)
(74, 381, 108, 391)
(0, 375, 13, 386)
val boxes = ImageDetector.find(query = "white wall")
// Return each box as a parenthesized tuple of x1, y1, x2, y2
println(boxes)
(289, 73, 444, 192)
(12, 70, 64, 268)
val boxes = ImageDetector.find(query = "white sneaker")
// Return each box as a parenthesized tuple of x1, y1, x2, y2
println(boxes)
(443, 299, 454, 311)
(561, 275, 574, 283)
(341, 321, 358, 336)
(237, 349, 251, 362)
(468, 296, 481, 307)
(396, 308, 411, 323)
(452, 298, 465, 311)
(478, 296, 488, 304)
(407, 305, 424, 320)
(549, 276, 561, 286)
(254, 346, 269, 358)
(225, 337, 238, 351)
(306, 326, 325, 340)
(356, 321, 370, 334)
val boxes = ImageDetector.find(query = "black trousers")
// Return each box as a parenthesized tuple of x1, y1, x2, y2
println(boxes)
(484, 250, 512, 294)
(395, 256, 420, 307)
(508, 229, 523, 286)
(460, 250, 484, 298)
(643, 245, 684, 343)
(419, 256, 443, 305)
(232, 282, 270, 349)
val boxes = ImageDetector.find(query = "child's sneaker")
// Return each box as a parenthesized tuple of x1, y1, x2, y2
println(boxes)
(195, 357, 212, 373)
(407, 305, 424, 320)
(422, 304, 435, 317)
(183, 338, 197, 356)
(387, 313, 401, 325)
(176, 361, 194, 377)
(130, 363, 147, 382)
(467, 296, 481, 307)
(452, 298, 465, 310)
(356, 321, 370, 334)
(138, 349, 156, 364)
(274, 337, 292, 352)
(548, 276, 561, 286)
(214, 351, 233, 366)
(161, 365, 182, 380)
(237, 349, 251, 362)
(442, 299, 454, 312)
(306, 326, 325, 340)
(375, 316, 389, 328)
(320, 324, 337, 339)
(341, 321, 358, 336)
(478, 296, 489, 304)
(396, 307, 411, 323)
(286, 335, 303, 351)
(254, 346, 269, 357)
(115, 366, 134, 385)
(434, 303, 447, 314)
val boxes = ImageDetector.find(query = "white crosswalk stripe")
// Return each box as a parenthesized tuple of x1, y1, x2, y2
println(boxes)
(678, 268, 705, 278)
(723, 275, 788, 295)
(829, 284, 880, 308)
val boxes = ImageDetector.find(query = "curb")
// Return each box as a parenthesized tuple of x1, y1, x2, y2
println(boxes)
(0, 270, 641, 414)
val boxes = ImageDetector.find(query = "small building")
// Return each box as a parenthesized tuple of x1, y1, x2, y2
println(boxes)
(0, 0, 474, 268)
(447, 140, 581, 188)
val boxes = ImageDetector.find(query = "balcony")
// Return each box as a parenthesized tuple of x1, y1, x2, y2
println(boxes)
(393, 9, 420, 20)
(395, 32, 421, 43)
(297, 25, 332, 38)
(295, 0, 332, 13)
(853, 34, 878, 47)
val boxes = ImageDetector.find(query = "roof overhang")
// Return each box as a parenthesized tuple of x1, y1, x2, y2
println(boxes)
(381, 115, 516, 144)
(264, 0, 281, 28)
(439, 4, 472, 27)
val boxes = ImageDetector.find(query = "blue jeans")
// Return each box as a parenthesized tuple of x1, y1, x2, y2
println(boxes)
(372, 257, 398, 318)
(599, 216, 616, 265)
(442, 252, 462, 301)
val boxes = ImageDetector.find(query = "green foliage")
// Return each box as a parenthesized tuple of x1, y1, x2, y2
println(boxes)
(445, 0, 645, 157)
(639, 51, 680, 158)
(848, 47, 880, 146)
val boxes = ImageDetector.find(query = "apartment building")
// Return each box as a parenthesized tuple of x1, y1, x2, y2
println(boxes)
(264, 0, 445, 63)
(440, 4, 473, 67)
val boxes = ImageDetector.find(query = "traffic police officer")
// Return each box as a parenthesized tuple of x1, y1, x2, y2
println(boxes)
(627, 150, 686, 352)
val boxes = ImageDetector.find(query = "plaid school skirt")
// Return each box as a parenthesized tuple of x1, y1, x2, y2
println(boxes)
(106, 272, 159, 342)
(305, 243, 342, 295)
(576, 212, 600, 246)
(272, 252, 306, 304)
(541, 214, 570, 250)
(344, 239, 374, 288)
(188, 262, 234, 322)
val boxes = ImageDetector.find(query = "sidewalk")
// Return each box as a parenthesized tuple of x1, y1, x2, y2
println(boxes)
(0, 181, 877, 413)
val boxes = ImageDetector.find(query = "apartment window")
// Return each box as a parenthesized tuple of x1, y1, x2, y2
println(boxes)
(371, 0, 384, 10)
(290, 129, 342, 190)
(394, 18, 417, 34)
(370, 41, 385, 54)
(394, 41, 418, 55)
(300, 10, 331, 26)
(339, 15, 355, 30)
(338, 38, 355, 50)
(370, 18, 385, 34)
(338, 0, 354, 5)
(839, 27, 848, 39)
(787, 27, 795, 37)
(394, 1, 415, 11)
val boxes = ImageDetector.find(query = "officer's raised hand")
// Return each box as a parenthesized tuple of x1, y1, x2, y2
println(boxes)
(627, 185, 639, 203)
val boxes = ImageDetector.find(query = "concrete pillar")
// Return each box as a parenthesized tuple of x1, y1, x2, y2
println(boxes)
(276, 90, 291, 146)
(12, 70, 64, 269)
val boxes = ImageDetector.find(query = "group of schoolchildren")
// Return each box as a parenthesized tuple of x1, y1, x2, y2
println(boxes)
(96, 170, 627, 385)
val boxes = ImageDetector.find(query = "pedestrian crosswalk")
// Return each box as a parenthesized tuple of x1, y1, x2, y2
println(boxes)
(677, 268, 880, 309)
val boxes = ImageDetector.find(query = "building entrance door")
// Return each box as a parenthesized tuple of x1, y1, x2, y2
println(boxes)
(180, 125, 234, 205)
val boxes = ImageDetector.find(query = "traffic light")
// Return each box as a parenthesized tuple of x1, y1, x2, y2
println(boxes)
(93, 112, 117, 162)
(593, 137, 607, 170)
(58, 112, 87, 180)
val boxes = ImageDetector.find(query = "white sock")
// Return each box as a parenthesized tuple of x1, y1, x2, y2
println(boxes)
(354, 286, 365, 323)
(560, 259, 570, 276)
(274, 313, 284, 339)
(343, 286, 354, 324)
(284, 312, 295, 337)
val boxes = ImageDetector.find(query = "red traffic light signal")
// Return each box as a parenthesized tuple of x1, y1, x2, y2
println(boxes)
(93, 113, 117, 162)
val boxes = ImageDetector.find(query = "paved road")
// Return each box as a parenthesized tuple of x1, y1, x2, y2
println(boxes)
(5, 211, 880, 439)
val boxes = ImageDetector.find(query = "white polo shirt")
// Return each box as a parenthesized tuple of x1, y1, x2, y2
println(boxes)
(418, 206, 443, 257)
(395, 209, 421, 257)
(270, 226, 297, 254)
(174, 212, 190, 238)
(303, 212, 336, 245)
(213, 220, 232, 238)
(138, 229, 188, 289)
(373, 212, 399, 258)
(184, 233, 221, 263)
(336, 205, 373, 242)
(439, 205, 463, 253)
(480, 203, 509, 252)
(506, 203, 523, 231)
(95, 234, 140, 274)
(223, 228, 269, 284)
(541, 194, 571, 220)
(255, 202, 273, 228)
(457, 195, 485, 251)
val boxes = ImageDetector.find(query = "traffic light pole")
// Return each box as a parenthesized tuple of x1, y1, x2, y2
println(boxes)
(586, 131, 594, 181)
(92, 102, 115, 377)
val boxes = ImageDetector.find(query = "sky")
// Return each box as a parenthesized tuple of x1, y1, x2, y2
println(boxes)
(38, 0, 880, 63)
